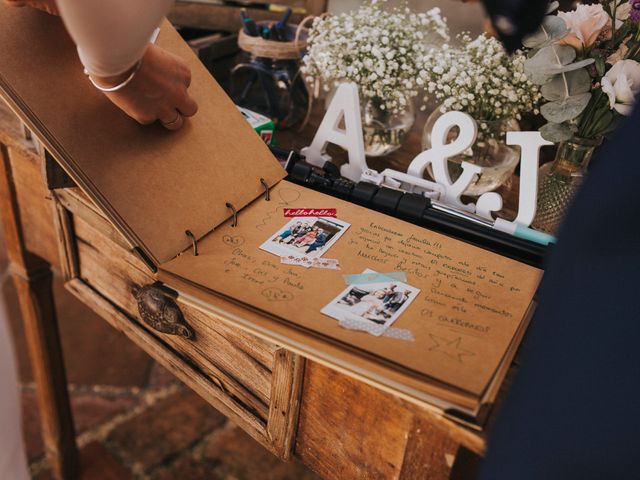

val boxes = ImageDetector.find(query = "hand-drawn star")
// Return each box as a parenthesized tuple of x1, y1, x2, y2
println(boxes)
(428, 334, 475, 363)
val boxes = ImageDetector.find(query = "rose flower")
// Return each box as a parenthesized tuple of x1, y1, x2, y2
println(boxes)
(558, 4, 610, 50)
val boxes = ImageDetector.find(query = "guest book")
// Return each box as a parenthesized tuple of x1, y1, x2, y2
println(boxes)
(0, 6, 542, 425)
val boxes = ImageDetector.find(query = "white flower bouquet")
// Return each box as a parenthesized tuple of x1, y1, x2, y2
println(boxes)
(422, 33, 542, 139)
(524, 1, 640, 233)
(302, 0, 449, 115)
(523, 0, 640, 142)
(417, 33, 543, 195)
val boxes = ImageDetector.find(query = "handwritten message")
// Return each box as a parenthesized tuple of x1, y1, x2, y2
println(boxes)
(347, 222, 527, 339)
(213, 207, 536, 361)
(221, 241, 303, 302)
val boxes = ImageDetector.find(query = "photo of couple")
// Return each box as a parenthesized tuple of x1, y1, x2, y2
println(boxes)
(260, 216, 350, 259)
(338, 285, 413, 324)
(322, 273, 420, 335)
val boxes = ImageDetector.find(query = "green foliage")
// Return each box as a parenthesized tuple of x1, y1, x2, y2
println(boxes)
(540, 69, 591, 101)
(546, 1, 559, 14)
(540, 122, 574, 142)
(525, 45, 594, 78)
(540, 92, 592, 123)
(522, 9, 596, 142)
(522, 16, 567, 49)
(595, 56, 606, 78)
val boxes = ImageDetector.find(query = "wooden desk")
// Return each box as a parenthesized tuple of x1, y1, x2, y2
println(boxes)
(0, 99, 517, 480)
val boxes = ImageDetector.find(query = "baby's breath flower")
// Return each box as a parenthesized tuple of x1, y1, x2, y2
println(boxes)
(302, 0, 448, 115)
(422, 33, 542, 132)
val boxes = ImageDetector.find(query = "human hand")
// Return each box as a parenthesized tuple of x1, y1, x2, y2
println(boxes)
(4, 0, 58, 15)
(90, 43, 198, 131)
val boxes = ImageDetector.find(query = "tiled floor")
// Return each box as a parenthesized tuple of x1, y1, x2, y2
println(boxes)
(3, 257, 319, 479)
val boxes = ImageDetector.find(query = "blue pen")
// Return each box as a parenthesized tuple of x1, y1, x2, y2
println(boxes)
(274, 7, 292, 40)
(501, 223, 557, 246)
(430, 201, 557, 246)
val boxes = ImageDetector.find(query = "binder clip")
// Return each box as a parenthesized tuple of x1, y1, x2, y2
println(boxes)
(359, 168, 444, 200)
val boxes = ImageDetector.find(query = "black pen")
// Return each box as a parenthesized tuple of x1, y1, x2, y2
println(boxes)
(279, 6, 292, 25)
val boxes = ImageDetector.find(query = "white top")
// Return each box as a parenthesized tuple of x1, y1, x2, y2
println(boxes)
(56, 0, 174, 77)
(349, 294, 383, 317)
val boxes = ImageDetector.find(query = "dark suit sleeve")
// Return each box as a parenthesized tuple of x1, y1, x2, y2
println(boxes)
(479, 106, 640, 479)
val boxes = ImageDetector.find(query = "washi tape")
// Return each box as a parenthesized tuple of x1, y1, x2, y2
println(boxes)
(338, 317, 415, 341)
(343, 271, 408, 285)
(280, 256, 341, 269)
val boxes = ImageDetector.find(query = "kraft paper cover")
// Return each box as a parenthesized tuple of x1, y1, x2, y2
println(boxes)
(160, 181, 542, 397)
(0, 7, 285, 265)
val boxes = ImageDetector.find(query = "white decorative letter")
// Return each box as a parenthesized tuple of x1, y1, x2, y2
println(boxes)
(494, 131, 552, 232)
(300, 83, 367, 182)
(407, 111, 480, 211)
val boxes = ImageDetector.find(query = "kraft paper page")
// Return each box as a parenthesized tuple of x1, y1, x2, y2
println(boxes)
(160, 181, 542, 396)
(0, 7, 285, 265)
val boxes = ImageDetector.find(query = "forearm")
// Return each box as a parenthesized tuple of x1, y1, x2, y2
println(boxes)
(56, 0, 173, 77)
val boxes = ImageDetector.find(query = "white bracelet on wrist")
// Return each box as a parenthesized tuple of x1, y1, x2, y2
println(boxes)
(84, 60, 142, 93)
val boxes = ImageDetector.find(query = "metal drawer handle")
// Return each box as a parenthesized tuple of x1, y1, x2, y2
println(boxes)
(135, 284, 194, 339)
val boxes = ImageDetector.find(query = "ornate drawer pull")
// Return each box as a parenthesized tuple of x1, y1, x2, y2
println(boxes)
(135, 284, 194, 339)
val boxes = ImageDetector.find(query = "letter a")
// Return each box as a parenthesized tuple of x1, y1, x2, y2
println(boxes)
(301, 83, 368, 182)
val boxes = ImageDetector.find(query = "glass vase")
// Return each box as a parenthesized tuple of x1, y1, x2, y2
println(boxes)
(230, 55, 309, 130)
(361, 96, 415, 157)
(323, 86, 415, 157)
(421, 107, 521, 197)
(532, 137, 601, 234)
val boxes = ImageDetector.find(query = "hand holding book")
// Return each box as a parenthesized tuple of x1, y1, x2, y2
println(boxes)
(6, 0, 197, 129)
(93, 43, 199, 131)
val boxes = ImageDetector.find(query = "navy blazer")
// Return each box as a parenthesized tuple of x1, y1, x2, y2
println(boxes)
(480, 102, 640, 478)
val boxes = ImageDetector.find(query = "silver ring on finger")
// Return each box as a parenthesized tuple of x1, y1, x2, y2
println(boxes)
(161, 112, 181, 127)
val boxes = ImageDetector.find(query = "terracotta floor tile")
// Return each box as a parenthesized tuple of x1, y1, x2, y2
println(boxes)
(146, 363, 181, 390)
(106, 389, 227, 472)
(199, 425, 321, 480)
(35, 441, 132, 480)
(21, 390, 136, 462)
(5, 277, 154, 388)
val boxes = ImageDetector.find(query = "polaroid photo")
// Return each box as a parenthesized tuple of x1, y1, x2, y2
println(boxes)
(321, 270, 420, 336)
(260, 216, 351, 259)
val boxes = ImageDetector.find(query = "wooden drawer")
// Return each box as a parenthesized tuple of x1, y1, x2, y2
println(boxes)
(52, 188, 303, 460)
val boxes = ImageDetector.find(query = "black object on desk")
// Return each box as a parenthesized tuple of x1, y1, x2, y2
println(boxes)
(273, 148, 548, 268)
(240, 9, 260, 36)
(273, 7, 293, 40)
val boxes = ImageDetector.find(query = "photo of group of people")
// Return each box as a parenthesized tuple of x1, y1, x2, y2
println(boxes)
(260, 216, 350, 259)
(322, 273, 420, 334)
(338, 285, 413, 323)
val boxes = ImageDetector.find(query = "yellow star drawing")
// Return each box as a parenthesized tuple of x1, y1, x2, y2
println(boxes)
(428, 334, 475, 363)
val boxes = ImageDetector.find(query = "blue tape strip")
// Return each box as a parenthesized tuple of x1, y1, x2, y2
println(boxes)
(343, 271, 408, 285)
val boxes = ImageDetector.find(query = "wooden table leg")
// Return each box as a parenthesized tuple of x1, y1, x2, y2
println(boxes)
(0, 144, 79, 479)
(399, 414, 459, 480)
